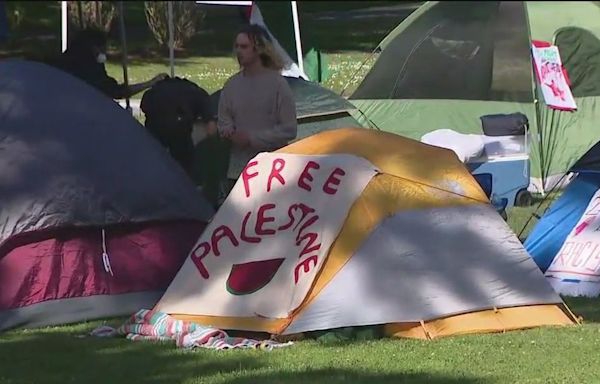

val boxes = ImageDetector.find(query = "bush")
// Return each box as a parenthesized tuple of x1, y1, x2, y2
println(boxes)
(144, 1, 205, 50)
(68, 1, 116, 33)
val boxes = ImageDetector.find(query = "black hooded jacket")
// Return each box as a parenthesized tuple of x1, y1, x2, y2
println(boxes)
(141, 77, 215, 173)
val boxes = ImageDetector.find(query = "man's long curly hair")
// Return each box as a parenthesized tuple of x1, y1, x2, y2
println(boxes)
(236, 24, 284, 71)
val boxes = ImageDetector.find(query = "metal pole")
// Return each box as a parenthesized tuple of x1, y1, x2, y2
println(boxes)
(290, 1, 303, 73)
(517, 171, 569, 240)
(167, 1, 175, 77)
(117, 1, 131, 112)
(61, 1, 68, 52)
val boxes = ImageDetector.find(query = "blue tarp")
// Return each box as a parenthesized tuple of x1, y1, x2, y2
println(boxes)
(524, 173, 600, 272)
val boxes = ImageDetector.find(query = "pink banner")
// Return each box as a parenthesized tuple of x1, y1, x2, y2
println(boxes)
(531, 43, 577, 111)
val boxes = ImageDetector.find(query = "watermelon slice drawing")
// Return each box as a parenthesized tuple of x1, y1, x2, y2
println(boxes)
(226, 258, 285, 296)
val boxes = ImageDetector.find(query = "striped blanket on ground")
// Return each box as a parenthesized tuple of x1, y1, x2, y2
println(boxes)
(90, 309, 293, 351)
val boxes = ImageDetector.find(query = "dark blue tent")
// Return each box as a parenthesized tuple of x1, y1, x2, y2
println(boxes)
(0, 59, 213, 331)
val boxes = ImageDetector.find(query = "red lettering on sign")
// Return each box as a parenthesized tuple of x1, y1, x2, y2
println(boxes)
(256, 203, 277, 236)
(571, 242, 589, 268)
(191, 242, 211, 279)
(279, 204, 298, 231)
(293, 206, 316, 232)
(278, 203, 315, 231)
(297, 232, 321, 257)
(241, 160, 259, 198)
(267, 158, 286, 192)
(323, 168, 346, 195)
(579, 243, 599, 270)
(294, 256, 318, 284)
(555, 242, 573, 267)
(241, 211, 261, 243)
(298, 161, 320, 192)
(211, 226, 239, 256)
(296, 215, 319, 242)
(586, 250, 600, 273)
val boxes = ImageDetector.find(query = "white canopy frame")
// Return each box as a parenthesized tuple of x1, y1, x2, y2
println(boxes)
(59, 1, 307, 112)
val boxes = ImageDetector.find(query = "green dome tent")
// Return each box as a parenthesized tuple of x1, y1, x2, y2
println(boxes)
(349, 1, 600, 193)
(287, 76, 363, 140)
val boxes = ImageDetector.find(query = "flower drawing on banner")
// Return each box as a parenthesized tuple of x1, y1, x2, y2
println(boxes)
(540, 61, 566, 101)
(531, 44, 576, 111)
(544, 79, 566, 101)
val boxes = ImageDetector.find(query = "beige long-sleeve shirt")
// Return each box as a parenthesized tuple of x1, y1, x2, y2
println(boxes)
(217, 69, 297, 179)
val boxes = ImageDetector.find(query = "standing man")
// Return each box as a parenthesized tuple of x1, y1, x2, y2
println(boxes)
(201, 24, 297, 207)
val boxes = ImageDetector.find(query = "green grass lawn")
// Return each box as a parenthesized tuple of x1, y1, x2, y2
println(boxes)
(104, 51, 375, 97)
(1, 295, 600, 384)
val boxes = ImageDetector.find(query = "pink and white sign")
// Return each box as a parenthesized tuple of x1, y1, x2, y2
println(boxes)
(156, 152, 378, 319)
(545, 191, 600, 296)
(531, 44, 577, 111)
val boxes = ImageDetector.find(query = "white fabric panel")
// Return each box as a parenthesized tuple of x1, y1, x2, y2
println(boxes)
(548, 278, 600, 298)
(284, 204, 562, 334)
(421, 130, 529, 163)
(249, 4, 308, 80)
(421, 129, 485, 162)
(544, 189, 600, 297)
(155, 153, 378, 319)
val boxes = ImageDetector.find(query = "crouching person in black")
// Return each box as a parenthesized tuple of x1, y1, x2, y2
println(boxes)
(140, 76, 217, 178)
(49, 28, 167, 100)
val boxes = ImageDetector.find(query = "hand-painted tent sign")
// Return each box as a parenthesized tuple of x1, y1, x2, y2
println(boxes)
(531, 42, 577, 111)
(157, 152, 378, 319)
(545, 190, 600, 296)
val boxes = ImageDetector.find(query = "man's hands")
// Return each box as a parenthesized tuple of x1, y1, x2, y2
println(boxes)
(205, 121, 218, 136)
(222, 129, 250, 149)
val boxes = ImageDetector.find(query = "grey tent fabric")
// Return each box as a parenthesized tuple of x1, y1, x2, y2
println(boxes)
(286, 77, 356, 118)
(0, 59, 214, 246)
(285, 204, 563, 334)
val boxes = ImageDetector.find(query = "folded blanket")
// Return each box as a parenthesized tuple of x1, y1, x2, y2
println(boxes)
(421, 129, 485, 162)
(90, 309, 293, 351)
